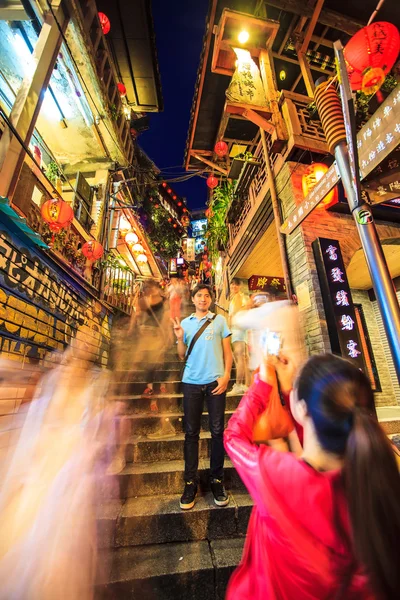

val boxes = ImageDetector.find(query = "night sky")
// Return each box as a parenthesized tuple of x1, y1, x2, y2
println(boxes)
(139, 0, 210, 211)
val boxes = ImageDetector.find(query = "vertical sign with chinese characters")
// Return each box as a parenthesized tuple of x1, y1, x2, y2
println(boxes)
(312, 238, 367, 372)
(186, 238, 195, 262)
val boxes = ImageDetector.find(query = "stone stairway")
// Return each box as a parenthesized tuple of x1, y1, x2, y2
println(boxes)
(97, 350, 251, 599)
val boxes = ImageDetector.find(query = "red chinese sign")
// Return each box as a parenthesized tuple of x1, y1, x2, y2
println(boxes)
(248, 275, 286, 293)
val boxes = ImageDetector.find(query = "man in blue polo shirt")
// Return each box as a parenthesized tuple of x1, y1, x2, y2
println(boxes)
(172, 284, 232, 510)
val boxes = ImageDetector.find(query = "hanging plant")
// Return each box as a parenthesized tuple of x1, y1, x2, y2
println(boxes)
(45, 161, 60, 184)
(206, 181, 234, 262)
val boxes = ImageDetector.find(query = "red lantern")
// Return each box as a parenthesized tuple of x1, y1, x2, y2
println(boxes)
(98, 12, 111, 35)
(41, 198, 74, 233)
(214, 140, 228, 157)
(207, 175, 218, 189)
(167, 188, 172, 194)
(173, 224, 177, 228)
(173, 195, 177, 200)
(82, 240, 104, 261)
(344, 22, 400, 94)
(117, 82, 127, 97)
(177, 201, 182, 207)
(302, 164, 338, 210)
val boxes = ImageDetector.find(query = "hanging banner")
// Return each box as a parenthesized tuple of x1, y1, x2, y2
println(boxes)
(186, 238, 195, 262)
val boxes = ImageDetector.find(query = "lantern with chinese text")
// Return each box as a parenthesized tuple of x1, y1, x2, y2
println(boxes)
(214, 140, 228, 157)
(117, 82, 127, 97)
(137, 253, 148, 264)
(125, 231, 139, 245)
(82, 240, 104, 261)
(98, 12, 110, 35)
(132, 243, 144, 254)
(302, 163, 338, 210)
(344, 22, 400, 95)
(41, 198, 74, 233)
(207, 175, 218, 189)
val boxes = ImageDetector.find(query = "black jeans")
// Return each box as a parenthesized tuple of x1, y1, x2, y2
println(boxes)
(182, 381, 226, 482)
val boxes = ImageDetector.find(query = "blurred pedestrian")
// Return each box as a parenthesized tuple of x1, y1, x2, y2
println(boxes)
(225, 352, 400, 600)
(228, 278, 249, 395)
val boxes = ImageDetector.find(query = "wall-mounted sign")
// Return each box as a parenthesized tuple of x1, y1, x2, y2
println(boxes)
(170, 258, 177, 274)
(312, 237, 367, 372)
(186, 237, 195, 262)
(248, 275, 286, 294)
(281, 84, 400, 235)
(191, 219, 207, 237)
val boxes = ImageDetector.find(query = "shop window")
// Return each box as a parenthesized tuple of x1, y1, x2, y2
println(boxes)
(354, 304, 381, 392)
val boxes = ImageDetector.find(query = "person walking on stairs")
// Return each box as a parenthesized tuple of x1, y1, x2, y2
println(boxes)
(172, 284, 233, 510)
(227, 278, 249, 396)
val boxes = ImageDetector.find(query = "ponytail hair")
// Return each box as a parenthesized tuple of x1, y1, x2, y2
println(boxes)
(297, 355, 400, 599)
(345, 408, 400, 599)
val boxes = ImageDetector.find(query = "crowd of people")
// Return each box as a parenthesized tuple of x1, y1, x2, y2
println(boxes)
(0, 275, 400, 599)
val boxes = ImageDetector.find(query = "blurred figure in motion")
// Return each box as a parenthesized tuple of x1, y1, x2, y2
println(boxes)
(0, 324, 115, 600)
(168, 277, 183, 321)
(225, 352, 400, 600)
(134, 281, 175, 439)
(137, 281, 170, 404)
(228, 278, 249, 395)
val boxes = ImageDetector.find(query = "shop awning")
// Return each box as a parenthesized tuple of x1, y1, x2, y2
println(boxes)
(0, 196, 48, 249)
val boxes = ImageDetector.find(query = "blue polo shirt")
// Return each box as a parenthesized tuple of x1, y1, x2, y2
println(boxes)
(181, 312, 231, 385)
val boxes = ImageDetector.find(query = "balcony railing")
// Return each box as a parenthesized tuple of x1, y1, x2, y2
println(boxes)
(228, 133, 280, 244)
(76, 0, 134, 165)
(279, 90, 328, 155)
(101, 266, 138, 314)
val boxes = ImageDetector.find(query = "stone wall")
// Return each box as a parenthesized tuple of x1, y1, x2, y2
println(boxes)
(351, 289, 397, 406)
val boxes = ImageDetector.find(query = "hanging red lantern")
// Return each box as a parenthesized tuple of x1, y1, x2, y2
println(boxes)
(173, 195, 177, 200)
(207, 175, 219, 189)
(302, 164, 338, 210)
(214, 140, 228, 157)
(117, 82, 127, 97)
(82, 240, 104, 261)
(173, 223, 177, 228)
(41, 198, 74, 233)
(98, 12, 111, 35)
(177, 201, 182, 207)
(162, 182, 167, 187)
(344, 22, 400, 94)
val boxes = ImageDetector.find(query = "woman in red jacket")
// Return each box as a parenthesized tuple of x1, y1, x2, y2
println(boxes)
(224, 353, 400, 600)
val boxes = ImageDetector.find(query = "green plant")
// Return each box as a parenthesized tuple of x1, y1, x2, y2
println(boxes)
(110, 104, 120, 121)
(233, 151, 254, 161)
(206, 181, 234, 262)
(45, 161, 60, 184)
(381, 74, 398, 94)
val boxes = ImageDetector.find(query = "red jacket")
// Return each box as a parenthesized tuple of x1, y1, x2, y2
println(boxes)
(224, 376, 375, 600)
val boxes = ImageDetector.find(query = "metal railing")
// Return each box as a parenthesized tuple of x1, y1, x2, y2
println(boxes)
(101, 265, 138, 314)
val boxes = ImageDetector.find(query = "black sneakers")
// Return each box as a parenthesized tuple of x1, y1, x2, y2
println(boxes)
(180, 481, 197, 510)
(210, 478, 229, 507)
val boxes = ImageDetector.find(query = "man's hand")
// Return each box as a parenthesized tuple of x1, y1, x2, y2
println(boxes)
(212, 375, 230, 395)
(171, 317, 184, 341)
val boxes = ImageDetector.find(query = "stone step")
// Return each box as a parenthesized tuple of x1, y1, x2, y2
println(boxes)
(117, 393, 242, 416)
(127, 432, 213, 463)
(119, 410, 235, 437)
(113, 379, 237, 395)
(97, 491, 252, 548)
(97, 537, 244, 600)
(108, 458, 245, 499)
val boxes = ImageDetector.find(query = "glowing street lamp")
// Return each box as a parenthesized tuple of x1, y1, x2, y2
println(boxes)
(238, 30, 249, 44)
